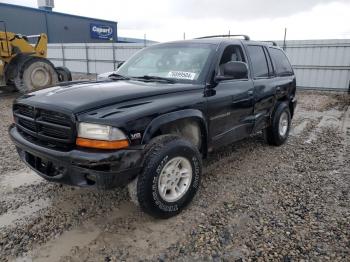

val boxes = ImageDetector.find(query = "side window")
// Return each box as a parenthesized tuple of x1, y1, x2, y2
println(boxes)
(247, 45, 269, 78)
(218, 45, 246, 76)
(269, 48, 293, 76)
(263, 47, 274, 76)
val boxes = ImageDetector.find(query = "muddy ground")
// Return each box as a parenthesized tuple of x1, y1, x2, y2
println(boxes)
(0, 89, 349, 261)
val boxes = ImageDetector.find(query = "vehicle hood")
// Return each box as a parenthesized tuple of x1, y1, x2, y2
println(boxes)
(15, 80, 202, 114)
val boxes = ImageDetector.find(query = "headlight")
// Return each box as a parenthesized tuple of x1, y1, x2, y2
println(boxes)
(76, 123, 129, 150)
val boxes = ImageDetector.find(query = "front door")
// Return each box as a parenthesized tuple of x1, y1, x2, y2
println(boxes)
(206, 44, 255, 150)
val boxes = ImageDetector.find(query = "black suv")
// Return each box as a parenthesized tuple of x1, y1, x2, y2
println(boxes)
(9, 35, 297, 218)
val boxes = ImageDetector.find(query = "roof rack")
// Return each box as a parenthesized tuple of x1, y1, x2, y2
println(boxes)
(261, 41, 278, 46)
(195, 34, 250, 41)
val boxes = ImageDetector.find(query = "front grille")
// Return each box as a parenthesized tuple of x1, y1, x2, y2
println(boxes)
(17, 105, 35, 118)
(14, 104, 75, 149)
(40, 110, 71, 127)
(18, 117, 36, 131)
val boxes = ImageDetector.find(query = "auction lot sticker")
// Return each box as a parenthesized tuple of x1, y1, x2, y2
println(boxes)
(167, 71, 196, 80)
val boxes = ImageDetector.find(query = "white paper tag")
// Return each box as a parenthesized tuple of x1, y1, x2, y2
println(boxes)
(167, 71, 196, 80)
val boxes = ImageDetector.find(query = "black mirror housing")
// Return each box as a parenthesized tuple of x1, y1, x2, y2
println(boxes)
(117, 61, 125, 68)
(219, 61, 248, 80)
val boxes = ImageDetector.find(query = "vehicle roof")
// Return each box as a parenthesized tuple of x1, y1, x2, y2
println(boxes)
(159, 38, 282, 49)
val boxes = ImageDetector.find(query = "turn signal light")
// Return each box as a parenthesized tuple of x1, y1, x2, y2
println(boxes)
(76, 138, 129, 150)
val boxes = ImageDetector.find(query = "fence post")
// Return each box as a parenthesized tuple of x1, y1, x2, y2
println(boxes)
(283, 28, 287, 51)
(61, 44, 65, 67)
(112, 43, 116, 71)
(85, 43, 90, 74)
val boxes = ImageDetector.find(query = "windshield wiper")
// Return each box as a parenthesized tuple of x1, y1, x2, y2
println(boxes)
(132, 75, 176, 83)
(108, 73, 130, 80)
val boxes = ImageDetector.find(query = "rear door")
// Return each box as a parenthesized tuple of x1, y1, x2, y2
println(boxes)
(206, 43, 255, 150)
(245, 44, 276, 131)
(268, 47, 296, 102)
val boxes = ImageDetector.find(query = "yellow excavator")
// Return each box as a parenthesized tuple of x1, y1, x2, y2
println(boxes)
(0, 21, 71, 93)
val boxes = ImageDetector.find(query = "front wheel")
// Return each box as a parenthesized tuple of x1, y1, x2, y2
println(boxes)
(134, 135, 202, 218)
(264, 102, 291, 146)
(14, 57, 58, 93)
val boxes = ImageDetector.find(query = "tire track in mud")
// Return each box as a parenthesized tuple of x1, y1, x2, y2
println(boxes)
(148, 99, 349, 261)
(0, 135, 275, 261)
(0, 100, 326, 260)
(16, 132, 314, 261)
(0, 91, 349, 261)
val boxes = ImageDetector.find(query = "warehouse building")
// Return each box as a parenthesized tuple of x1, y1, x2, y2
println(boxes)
(0, 1, 152, 44)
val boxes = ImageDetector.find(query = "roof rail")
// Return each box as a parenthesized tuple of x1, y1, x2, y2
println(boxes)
(195, 34, 250, 41)
(261, 41, 278, 46)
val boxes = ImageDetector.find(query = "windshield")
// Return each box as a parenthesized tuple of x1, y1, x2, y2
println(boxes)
(116, 43, 214, 83)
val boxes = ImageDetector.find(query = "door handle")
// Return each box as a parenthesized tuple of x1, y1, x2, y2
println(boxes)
(248, 90, 254, 96)
(276, 86, 281, 91)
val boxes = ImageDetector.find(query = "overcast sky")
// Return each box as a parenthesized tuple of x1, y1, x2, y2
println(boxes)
(1, 0, 350, 42)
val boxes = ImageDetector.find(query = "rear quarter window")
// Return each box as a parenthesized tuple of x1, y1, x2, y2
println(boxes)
(269, 48, 294, 76)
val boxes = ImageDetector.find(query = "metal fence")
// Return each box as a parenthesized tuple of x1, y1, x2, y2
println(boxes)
(278, 39, 350, 91)
(48, 39, 350, 91)
(47, 43, 145, 74)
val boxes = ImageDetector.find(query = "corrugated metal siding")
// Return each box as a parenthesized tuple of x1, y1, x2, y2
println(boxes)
(47, 43, 144, 74)
(277, 39, 350, 90)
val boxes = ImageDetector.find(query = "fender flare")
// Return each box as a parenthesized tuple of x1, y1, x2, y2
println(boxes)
(141, 109, 208, 146)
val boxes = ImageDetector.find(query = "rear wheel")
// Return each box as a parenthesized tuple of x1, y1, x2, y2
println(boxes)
(133, 135, 202, 218)
(56, 66, 72, 82)
(14, 57, 58, 93)
(264, 102, 291, 146)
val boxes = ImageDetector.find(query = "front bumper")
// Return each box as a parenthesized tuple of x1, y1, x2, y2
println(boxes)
(9, 125, 143, 189)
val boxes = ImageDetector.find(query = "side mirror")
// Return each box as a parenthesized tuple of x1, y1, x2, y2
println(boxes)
(215, 61, 248, 82)
(117, 61, 125, 68)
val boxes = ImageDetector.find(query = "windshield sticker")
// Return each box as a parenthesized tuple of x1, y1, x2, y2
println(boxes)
(167, 71, 196, 80)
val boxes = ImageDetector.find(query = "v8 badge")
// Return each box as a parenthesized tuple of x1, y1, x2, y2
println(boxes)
(130, 132, 142, 140)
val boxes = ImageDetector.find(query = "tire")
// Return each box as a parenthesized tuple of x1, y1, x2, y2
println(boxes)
(264, 102, 291, 146)
(135, 135, 202, 218)
(14, 57, 58, 93)
(4, 54, 31, 85)
(56, 66, 72, 82)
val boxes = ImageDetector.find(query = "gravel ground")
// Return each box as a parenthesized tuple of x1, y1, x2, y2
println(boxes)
(0, 89, 349, 261)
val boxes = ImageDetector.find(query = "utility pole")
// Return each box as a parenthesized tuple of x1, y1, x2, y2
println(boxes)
(183, 32, 186, 40)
